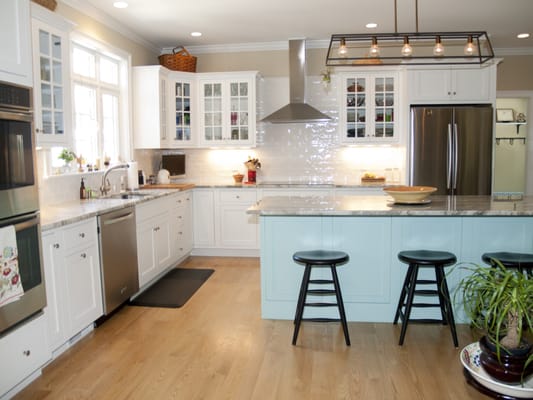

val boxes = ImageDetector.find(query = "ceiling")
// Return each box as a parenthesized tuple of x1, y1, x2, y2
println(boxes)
(75, 0, 533, 52)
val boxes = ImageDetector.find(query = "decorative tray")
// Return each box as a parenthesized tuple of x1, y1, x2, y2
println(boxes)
(460, 342, 533, 399)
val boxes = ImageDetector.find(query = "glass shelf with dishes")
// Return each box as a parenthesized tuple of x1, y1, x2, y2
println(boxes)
(339, 72, 399, 143)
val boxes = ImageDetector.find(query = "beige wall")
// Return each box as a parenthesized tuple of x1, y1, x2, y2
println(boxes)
(55, 3, 159, 66)
(496, 55, 533, 91)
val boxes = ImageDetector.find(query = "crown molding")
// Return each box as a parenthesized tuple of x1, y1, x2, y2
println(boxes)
(58, 0, 160, 55)
(174, 39, 331, 55)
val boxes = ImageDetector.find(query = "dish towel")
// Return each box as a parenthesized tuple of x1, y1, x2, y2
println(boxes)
(0, 225, 24, 307)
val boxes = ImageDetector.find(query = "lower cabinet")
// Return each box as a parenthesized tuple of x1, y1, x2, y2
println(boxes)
(41, 217, 103, 354)
(170, 191, 193, 260)
(136, 196, 173, 288)
(0, 313, 50, 397)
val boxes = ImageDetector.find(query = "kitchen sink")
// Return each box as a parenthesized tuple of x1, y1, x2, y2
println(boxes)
(103, 192, 153, 200)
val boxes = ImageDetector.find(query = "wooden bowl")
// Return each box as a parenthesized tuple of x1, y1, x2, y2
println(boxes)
(383, 186, 437, 203)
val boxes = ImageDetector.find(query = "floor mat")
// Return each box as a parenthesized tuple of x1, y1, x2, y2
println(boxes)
(130, 268, 214, 308)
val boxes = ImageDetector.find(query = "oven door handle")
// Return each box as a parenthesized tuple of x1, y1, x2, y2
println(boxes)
(1, 211, 40, 231)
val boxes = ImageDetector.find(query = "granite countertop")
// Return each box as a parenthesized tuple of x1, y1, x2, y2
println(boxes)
(247, 195, 533, 216)
(41, 188, 186, 231)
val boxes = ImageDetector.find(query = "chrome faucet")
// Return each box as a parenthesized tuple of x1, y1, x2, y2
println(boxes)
(100, 163, 129, 196)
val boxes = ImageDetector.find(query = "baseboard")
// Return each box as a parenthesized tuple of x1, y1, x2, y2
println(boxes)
(191, 248, 260, 257)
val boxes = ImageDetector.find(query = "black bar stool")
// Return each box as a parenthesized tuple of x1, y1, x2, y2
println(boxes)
(393, 249, 458, 347)
(292, 250, 350, 346)
(481, 251, 533, 278)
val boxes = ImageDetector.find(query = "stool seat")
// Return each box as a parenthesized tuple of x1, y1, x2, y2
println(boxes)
(394, 249, 458, 347)
(292, 250, 350, 346)
(293, 250, 350, 265)
(398, 250, 457, 266)
(481, 252, 533, 269)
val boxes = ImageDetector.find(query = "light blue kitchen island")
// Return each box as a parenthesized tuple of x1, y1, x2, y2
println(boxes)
(247, 195, 533, 323)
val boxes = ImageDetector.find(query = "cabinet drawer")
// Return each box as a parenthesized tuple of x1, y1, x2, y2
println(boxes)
(0, 313, 50, 395)
(62, 218, 97, 250)
(172, 192, 192, 208)
(219, 190, 257, 204)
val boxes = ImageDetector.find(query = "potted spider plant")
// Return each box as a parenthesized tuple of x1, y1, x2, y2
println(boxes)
(455, 260, 533, 383)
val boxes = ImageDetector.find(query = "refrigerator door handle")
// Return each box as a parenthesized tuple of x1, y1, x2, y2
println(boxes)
(453, 123, 458, 190)
(447, 124, 453, 189)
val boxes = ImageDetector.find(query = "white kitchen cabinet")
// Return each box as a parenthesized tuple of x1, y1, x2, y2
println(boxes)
(41, 218, 103, 354)
(136, 196, 173, 287)
(338, 71, 400, 143)
(133, 66, 170, 149)
(197, 72, 258, 147)
(217, 189, 258, 249)
(0, 0, 32, 87)
(168, 74, 196, 147)
(0, 313, 50, 397)
(193, 189, 216, 248)
(170, 191, 193, 260)
(407, 65, 496, 104)
(31, 3, 73, 147)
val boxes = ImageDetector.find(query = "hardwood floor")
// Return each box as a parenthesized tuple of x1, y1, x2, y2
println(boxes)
(15, 256, 487, 400)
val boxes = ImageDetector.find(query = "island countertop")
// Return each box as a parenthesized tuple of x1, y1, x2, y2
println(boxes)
(248, 195, 533, 216)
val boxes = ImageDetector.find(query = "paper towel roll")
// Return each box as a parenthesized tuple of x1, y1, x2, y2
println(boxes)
(127, 161, 139, 190)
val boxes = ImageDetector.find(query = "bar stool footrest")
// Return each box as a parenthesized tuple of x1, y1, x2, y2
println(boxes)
(307, 289, 336, 295)
(304, 302, 338, 307)
(302, 317, 341, 323)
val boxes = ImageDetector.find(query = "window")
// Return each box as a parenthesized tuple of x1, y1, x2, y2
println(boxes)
(69, 38, 130, 167)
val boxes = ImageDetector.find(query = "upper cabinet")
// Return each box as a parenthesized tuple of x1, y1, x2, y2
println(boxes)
(31, 3, 73, 147)
(407, 64, 497, 104)
(338, 71, 400, 143)
(0, 0, 32, 87)
(197, 72, 258, 147)
(168, 75, 195, 148)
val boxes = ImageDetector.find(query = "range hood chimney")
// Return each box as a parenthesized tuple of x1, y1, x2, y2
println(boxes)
(261, 39, 331, 124)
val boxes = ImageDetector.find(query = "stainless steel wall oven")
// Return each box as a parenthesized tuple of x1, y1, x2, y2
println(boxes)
(0, 81, 46, 335)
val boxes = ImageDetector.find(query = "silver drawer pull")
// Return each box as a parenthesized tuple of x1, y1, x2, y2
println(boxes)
(80, 253, 87, 259)
(53, 243, 60, 249)
(23, 350, 31, 356)
(79, 232, 85, 238)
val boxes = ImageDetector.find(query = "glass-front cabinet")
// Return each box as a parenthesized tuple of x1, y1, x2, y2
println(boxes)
(31, 4, 73, 147)
(169, 76, 195, 147)
(198, 72, 257, 147)
(339, 71, 399, 143)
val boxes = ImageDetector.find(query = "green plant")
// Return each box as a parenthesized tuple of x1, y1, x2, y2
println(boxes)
(455, 261, 533, 362)
(58, 148, 76, 163)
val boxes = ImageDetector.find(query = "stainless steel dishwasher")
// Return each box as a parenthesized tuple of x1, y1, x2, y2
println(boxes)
(97, 206, 139, 315)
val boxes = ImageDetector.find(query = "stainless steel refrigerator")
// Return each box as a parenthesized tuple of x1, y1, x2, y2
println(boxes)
(409, 105, 493, 195)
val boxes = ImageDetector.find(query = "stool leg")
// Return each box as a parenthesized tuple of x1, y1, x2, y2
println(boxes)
(436, 267, 459, 347)
(434, 266, 448, 325)
(394, 263, 415, 324)
(399, 264, 419, 346)
(330, 264, 351, 346)
(292, 264, 312, 345)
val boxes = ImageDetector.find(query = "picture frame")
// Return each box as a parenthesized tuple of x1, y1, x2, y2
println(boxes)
(496, 108, 514, 122)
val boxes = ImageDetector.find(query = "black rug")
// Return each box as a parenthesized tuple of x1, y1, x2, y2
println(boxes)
(130, 268, 214, 308)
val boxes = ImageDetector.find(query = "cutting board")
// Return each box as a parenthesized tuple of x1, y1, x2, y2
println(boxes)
(140, 183, 195, 190)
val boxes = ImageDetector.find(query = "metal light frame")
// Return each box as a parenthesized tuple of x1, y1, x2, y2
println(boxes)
(326, 0, 494, 66)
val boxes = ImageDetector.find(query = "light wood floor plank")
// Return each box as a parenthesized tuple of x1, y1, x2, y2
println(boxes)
(14, 256, 487, 399)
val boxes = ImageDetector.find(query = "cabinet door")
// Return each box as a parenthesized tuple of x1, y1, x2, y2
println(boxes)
(228, 79, 254, 145)
(0, 314, 50, 396)
(136, 217, 158, 287)
(407, 69, 452, 102)
(193, 189, 216, 247)
(31, 8, 72, 147)
(0, 0, 32, 87)
(452, 68, 492, 102)
(218, 204, 258, 248)
(340, 72, 398, 143)
(168, 77, 195, 147)
(154, 215, 172, 270)
(63, 242, 103, 335)
(200, 80, 224, 144)
(41, 230, 67, 352)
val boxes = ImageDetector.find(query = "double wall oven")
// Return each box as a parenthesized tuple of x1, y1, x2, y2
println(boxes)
(0, 81, 46, 335)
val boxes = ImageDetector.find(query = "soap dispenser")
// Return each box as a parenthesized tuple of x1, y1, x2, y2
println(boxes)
(80, 178, 86, 199)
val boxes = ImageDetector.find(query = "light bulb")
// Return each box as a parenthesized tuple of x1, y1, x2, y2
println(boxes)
(433, 36, 444, 57)
(369, 37, 380, 58)
(338, 38, 347, 56)
(464, 35, 476, 56)
(401, 37, 413, 57)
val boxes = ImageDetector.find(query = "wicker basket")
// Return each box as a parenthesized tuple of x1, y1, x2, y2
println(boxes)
(32, 0, 57, 11)
(158, 46, 197, 72)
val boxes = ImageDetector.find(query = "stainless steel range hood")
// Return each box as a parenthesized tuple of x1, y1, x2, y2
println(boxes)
(261, 39, 331, 124)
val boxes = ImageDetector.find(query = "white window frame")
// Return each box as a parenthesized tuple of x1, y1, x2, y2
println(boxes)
(70, 32, 133, 164)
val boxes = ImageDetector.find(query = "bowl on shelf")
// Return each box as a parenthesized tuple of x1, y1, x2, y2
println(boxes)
(383, 185, 437, 204)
